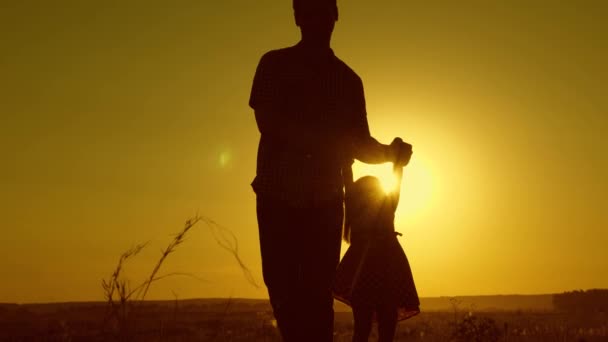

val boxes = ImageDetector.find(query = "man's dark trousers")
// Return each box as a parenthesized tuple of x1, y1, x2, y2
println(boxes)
(257, 196, 343, 342)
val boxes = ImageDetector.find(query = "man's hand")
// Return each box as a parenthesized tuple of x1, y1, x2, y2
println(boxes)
(390, 137, 413, 167)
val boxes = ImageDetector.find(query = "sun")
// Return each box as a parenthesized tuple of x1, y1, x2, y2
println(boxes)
(377, 166, 400, 194)
(352, 162, 401, 194)
(352, 158, 434, 215)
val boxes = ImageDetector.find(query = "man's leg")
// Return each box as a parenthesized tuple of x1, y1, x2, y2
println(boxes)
(257, 197, 302, 341)
(299, 199, 343, 342)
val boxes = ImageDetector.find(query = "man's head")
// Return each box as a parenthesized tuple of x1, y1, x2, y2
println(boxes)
(293, 0, 338, 45)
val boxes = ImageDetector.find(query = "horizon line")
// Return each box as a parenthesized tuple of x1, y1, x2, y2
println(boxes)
(6, 288, 607, 306)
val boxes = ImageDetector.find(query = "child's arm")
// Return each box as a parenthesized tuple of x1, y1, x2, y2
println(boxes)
(390, 163, 404, 210)
(342, 158, 355, 243)
(389, 139, 413, 211)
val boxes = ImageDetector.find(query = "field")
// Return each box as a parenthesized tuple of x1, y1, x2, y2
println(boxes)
(1, 299, 607, 341)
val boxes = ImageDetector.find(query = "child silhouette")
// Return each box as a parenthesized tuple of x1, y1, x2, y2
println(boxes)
(333, 157, 420, 342)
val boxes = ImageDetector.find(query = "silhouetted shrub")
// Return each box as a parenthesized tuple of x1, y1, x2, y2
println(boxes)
(450, 314, 501, 342)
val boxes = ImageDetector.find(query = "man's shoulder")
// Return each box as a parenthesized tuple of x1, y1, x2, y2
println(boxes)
(332, 55, 362, 84)
(256, 46, 363, 85)
(258, 46, 299, 64)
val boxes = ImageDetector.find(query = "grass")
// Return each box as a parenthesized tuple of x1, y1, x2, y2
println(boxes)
(3, 304, 606, 341)
(1, 215, 606, 341)
(99, 215, 259, 341)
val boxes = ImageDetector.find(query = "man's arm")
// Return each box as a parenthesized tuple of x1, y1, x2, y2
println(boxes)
(352, 135, 394, 164)
(349, 76, 412, 165)
(348, 76, 400, 164)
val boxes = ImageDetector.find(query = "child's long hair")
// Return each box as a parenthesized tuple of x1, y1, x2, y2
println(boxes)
(343, 175, 386, 244)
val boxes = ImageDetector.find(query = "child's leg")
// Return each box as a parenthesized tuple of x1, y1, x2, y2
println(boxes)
(352, 305, 374, 342)
(376, 304, 398, 342)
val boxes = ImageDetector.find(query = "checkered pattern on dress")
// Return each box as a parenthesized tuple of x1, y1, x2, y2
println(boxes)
(249, 43, 371, 207)
(333, 233, 421, 321)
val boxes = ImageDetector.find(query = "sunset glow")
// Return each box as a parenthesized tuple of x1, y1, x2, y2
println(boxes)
(352, 156, 435, 216)
(0, 1, 606, 303)
(352, 162, 399, 194)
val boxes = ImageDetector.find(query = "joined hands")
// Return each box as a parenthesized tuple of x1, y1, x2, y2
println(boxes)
(390, 137, 413, 167)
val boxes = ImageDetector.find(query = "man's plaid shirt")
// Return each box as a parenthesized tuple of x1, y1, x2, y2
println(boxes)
(249, 42, 371, 207)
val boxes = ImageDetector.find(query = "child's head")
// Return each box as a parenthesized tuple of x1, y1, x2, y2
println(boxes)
(343, 175, 392, 243)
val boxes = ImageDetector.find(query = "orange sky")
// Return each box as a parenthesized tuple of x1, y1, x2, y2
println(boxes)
(1, 1, 606, 303)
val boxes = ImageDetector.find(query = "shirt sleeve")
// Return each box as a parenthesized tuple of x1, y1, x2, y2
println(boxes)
(348, 74, 391, 164)
(351, 76, 372, 140)
(249, 53, 277, 110)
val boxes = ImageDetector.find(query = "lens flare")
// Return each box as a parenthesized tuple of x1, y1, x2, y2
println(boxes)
(219, 151, 231, 167)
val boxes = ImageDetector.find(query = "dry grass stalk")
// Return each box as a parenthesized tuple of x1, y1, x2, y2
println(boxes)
(101, 215, 259, 340)
(201, 216, 260, 288)
(101, 242, 148, 337)
(137, 216, 202, 302)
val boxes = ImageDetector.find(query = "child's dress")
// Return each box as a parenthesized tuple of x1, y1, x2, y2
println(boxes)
(333, 200, 420, 321)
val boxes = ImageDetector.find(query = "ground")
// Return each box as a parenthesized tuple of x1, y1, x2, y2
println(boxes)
(1, 300, 606, 341)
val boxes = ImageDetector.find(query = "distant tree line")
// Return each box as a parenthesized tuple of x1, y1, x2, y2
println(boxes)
(553, 289, 608, 313)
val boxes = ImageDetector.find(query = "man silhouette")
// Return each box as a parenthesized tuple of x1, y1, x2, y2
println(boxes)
(249, 0, 413, 341)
